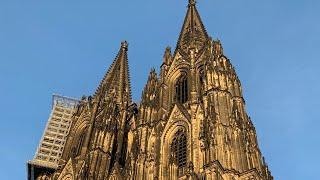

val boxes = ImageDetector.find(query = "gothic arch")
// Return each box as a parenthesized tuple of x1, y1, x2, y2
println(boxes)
(168, 68, 190, 105)
(166, 52, 190, 78)
(71, 108, 90, 135)
(61, 114, 90, 161)
(70, 121, 89, 157)
(159, 114, 192, 178)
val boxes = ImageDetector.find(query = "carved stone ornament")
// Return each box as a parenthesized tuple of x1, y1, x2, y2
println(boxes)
(28, 1, 272, 180)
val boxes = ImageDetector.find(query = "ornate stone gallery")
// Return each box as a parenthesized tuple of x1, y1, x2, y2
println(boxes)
(29, 1, 273, 179)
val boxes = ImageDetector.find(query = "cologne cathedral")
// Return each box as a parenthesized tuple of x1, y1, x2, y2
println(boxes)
(31, 0, 273, 179)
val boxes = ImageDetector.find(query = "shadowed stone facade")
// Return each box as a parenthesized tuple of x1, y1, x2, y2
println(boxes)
(31, 1, 272, 179)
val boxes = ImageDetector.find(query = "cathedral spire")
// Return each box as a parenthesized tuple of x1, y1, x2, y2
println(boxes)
(32, 3, 273, 180)
(94, 41, 132, 104)
(175, 0, 209, 54)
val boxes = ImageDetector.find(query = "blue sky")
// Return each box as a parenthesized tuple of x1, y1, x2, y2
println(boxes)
(0, 0, 319, 179)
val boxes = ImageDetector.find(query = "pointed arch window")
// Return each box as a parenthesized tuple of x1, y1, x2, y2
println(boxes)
(199, 69, 205, 95)
(175, 75, 188, 104)
(75, 129, 87, 157)
(171, 130, 187, 177)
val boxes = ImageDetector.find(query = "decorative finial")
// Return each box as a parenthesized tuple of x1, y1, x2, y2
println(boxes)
(121, 41, 128, 50)
(189, 0, 196, 6)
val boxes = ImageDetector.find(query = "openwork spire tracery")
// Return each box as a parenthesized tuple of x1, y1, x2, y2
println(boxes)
(29, 2, 273, 180)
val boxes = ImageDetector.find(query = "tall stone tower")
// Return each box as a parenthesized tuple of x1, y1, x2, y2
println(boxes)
(30, 1, 272, 179)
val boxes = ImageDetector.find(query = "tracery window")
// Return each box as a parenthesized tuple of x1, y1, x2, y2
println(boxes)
(75, 129, 86, 156)
(171, 130, 187, 177)
(175, 75, 188, 103)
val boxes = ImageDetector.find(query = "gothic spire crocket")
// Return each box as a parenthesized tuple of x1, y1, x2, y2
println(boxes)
(29, 1, 272, 180)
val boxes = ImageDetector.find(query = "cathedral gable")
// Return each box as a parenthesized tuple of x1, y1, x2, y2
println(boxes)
(29, 1, 273, 180)
(57, 158, 75, 180)
(160, 104, 192, 143)
(168, 104, 191, 123)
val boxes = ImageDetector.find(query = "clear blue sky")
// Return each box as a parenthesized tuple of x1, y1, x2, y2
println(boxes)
(0, 0, 319, 179)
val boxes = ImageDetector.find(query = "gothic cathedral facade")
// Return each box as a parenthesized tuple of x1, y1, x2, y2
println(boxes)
(35, 1, 273, 179)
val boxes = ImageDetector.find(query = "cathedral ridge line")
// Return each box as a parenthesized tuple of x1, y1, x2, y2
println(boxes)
(28, 2, 273, 180)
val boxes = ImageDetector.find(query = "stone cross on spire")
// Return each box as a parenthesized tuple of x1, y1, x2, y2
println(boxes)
(189, 0, 196, 6)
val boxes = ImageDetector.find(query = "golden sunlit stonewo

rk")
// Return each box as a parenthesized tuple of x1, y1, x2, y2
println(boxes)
(29, 0, 273, 179)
